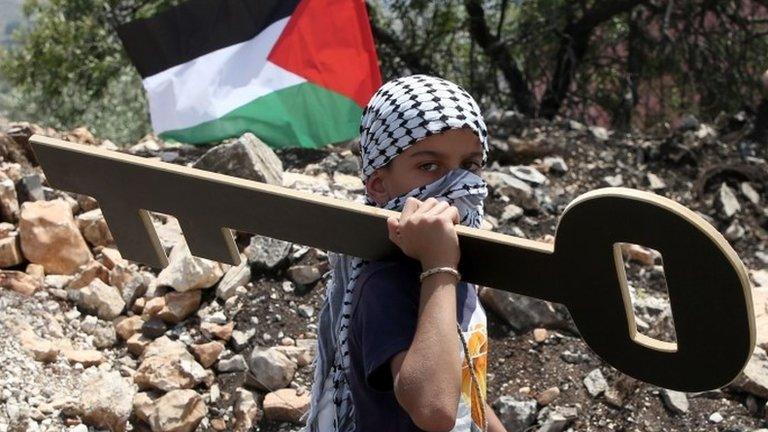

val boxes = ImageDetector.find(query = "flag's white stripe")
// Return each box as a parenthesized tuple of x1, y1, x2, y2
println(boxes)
(142, 16, 305, 134)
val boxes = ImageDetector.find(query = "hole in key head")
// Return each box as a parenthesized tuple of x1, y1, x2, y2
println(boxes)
(613, 242, 678, 353)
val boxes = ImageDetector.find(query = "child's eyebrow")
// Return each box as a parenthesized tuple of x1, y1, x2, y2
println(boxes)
(408, 150, 483, 159)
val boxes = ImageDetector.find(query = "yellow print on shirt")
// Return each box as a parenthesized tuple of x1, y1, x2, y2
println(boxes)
(460, 322, 488, 427)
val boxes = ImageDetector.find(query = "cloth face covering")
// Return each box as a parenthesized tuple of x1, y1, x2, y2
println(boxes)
(303, 74, 490, 432)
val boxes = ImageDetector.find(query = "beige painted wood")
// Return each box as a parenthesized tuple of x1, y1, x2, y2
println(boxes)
(28, 134, 755, 392)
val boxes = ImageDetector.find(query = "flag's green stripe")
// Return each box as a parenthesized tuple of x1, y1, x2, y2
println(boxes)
(159, 82, 362, 148)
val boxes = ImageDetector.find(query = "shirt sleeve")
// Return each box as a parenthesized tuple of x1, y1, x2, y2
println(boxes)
(356, 262, 420, 393)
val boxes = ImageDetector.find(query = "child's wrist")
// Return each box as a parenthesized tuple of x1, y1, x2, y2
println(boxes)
(419, 258, 459, 271)
(419, 266, 461, 284)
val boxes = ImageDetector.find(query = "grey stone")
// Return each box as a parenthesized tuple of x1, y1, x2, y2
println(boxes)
(482, 171, 533, 201)
(245, 235, 292, 271)
(247, 347, 297, 391)
(192, 132, 283, 186)
(708, 412, 723, 423)
(718, 183, 741, 218)
(479, 288, 575, 333)
(500, 204, 524, 223)
(217, 355, 248, 373)
(141, 317, 168, 339)
(287, 265, 322, 286)
(156, 240, 223, 292)
(217, 255, 250, 300)
(603, 174, 623, 187)
(647, 173, 666, 190)
(589, 126, 610, 141)
(560, 350, 590, 364)
(724, 220, 745, 241)
(78, 279, 125, 320)
(536, 405, 578, 432)
(231, 329, 256, 352)
(583, 368, 608, 397)
(493, 395, 537, 432)
(509, 166, 547, 185)
(729, 347, 768, 398)
(741, 182, 760, 205)
(298, 305, 314, 319)
(542, 157, 568, 175)
(80, 370, 135, 432)
(18, 174, 45, 203)
(660, 389, 689, 414)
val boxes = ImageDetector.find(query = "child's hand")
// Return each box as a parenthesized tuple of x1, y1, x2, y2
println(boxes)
(386, 196, 460, 270)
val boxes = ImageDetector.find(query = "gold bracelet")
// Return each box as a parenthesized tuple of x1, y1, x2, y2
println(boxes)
(419, 266, 461, 283)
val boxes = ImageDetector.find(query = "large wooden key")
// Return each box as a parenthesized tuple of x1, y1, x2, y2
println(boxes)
(28, 134, 755, 392)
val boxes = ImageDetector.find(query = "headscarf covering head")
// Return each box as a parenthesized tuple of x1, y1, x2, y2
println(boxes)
(358, 74, 489, 188)
(303, 74, 490, 432)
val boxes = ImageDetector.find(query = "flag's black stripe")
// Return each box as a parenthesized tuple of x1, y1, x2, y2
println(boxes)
(117, 0, 302, 78)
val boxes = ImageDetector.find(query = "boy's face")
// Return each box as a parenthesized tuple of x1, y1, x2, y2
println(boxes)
(365, 128, 484, 206)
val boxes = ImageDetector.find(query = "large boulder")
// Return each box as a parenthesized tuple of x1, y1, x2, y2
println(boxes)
(478, 287, 575, 333)
(157, 290, 202, 324)
(149, 389, 207, 432)
(18, 199, 93, 275)
(0, 270, 42, 296)
(244, 234, 292, 271)
(80, 370, 136, 432)
(78, 278, 126, 320)
(134, 337, 208, 392)
(192, 132, 283, 185)
(247, 347, 297, 391)
(263, 388, 309, 424)
(156, 240, 223, 292)
(76, 208, 115, 247)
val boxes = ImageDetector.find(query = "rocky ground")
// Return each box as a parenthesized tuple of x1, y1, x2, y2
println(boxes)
(0, 109, 765, 432)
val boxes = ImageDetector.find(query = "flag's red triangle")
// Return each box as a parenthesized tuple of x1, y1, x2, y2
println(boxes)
(268, 0, 382, 108)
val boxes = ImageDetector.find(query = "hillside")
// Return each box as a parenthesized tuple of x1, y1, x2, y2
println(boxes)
(0, 113, 765, 431)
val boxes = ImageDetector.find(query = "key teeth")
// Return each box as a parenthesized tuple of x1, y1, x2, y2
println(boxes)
(97, 205, 170, 270)
(136, 208, 171, 269)
(178, 221, 241, 266)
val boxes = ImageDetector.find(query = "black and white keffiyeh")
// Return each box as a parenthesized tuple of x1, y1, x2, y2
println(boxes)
(303, 74, 490, 432)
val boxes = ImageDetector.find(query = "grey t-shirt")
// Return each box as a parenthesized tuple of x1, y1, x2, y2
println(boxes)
(346, 259, 489, 431)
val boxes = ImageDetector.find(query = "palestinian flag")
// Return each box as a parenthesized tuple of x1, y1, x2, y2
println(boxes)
(117, 0, 381, 148)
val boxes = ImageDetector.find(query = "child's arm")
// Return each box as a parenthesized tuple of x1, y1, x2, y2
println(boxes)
(386, 197, 463, 431)
(390, 271, 462, 431)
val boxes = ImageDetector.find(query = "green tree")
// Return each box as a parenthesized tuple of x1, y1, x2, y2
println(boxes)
(1, 0, 766, 143)
(0, 0, 181, 145)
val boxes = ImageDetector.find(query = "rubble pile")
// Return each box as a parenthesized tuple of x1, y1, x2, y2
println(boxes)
(0, 111, 764, 431)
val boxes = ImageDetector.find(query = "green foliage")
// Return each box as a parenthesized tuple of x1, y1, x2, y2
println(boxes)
(0, 0, 181, 145)
(0, 0, 766, 142)
(372, 0, 768, 128)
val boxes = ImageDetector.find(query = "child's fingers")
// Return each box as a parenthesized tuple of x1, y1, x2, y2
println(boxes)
(416, 197, 440, 215)
(422, 200, 449, 216)
(400, 197, 420, 220)
(386, 216, 400, 243)
(442, 206, 460, 225)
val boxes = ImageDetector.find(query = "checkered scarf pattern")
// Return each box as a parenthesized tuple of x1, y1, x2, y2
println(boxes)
(303, 75, 489, 432)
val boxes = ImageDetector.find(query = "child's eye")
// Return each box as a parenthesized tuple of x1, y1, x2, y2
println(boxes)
(419, 162, 439, 172)
(464, 161, 482, 172)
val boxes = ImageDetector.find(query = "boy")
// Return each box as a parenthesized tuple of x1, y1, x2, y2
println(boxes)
(305, 75, 507, 432)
